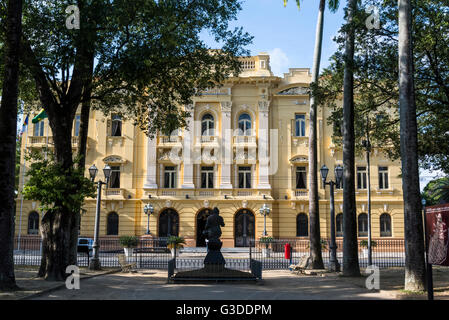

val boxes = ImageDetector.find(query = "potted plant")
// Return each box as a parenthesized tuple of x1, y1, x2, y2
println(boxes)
(167, 236, 186, 258)
(119, 235, 138, 257)
(360, 240, 377, 258)
(259, 236, 274, 258)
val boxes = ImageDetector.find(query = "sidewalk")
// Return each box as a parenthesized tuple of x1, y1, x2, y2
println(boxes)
(0, 266, 119, 300)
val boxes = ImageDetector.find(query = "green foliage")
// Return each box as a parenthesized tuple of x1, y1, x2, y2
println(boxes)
(8, 0, 252, 138)
(360, 240, 377, 248)
(259, 236, 274, 243)
(166, 236, 186, 249)
(22, 150, 96, 213)
(422, 177, 449, 206)
(119, 236, 139, 248)
(318, 0, 449, 173)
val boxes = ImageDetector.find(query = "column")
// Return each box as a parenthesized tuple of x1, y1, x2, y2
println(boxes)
(144, 134, 158, 189)
(219, 101, 233, 189)
(257, 100, 271, 189)
(181, 104, 195, 188)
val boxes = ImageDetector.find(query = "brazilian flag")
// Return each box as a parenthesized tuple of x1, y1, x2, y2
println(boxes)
(32, 109, 48, 124)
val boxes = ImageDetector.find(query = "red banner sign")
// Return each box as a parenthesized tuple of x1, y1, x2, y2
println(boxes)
(426, 204, 449, 266)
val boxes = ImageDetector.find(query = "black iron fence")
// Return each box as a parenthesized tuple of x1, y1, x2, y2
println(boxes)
(14, 237, 405, 270)
(250, 238, 406, 269)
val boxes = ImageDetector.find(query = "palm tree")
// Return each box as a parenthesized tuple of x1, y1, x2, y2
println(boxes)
(341, 0, 360, 277)
(284, 0, 340, 269)
(0, 0, 22, 290)
(398, 0, 426, 291)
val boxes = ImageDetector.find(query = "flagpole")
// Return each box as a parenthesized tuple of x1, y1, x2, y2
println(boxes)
(17, 116, 29, 252)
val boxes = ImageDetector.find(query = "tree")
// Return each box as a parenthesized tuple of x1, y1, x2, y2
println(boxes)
(284, 0, 340, 270)
(398, 0, 426, 291)
(14, 0, 251, 280)
(320, 0, 449, 176)
(422, 177, 449, 206)
(0, 0, 22, 290)
(341, 0, 360, 277)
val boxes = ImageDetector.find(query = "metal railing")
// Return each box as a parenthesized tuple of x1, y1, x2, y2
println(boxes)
(250, 238, 406, 269)
(14, 237, 405, 270)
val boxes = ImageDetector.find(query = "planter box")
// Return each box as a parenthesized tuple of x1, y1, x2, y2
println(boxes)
(262, 248, 271, 258)
(124, 247, 134, 257)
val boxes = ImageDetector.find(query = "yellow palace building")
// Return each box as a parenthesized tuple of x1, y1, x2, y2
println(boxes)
(16, 53, 405, 247)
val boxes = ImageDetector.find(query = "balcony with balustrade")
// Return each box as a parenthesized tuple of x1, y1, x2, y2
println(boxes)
(233, 135, 257, 148)
(28, 136, 80, 149)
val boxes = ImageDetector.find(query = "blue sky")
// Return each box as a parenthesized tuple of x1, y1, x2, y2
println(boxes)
(202, 0, 346, 76)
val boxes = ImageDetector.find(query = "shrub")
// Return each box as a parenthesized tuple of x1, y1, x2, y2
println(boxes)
(119, 236, 139, 248)
(360, 240, 377, 248)
(167, 236, 186, 249)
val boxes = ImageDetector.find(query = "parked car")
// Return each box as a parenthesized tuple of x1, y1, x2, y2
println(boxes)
(77, 237, 94, 256)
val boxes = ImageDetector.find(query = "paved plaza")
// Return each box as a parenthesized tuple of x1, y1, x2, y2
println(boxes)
(30, 270, 395, 300)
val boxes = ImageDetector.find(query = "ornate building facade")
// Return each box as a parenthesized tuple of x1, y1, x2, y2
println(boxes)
(16, 53, 405, 247)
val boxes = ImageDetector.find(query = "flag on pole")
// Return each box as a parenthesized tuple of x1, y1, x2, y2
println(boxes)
(20, 114, 29, 136)
(32, 109, 47, 124)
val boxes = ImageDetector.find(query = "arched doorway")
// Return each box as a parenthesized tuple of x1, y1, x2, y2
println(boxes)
(196, 208, 212, 247)
(158, 208, 179, 238)
(234, 209, 255, 247)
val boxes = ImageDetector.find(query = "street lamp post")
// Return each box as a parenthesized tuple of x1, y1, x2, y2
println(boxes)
(88, 164, 112, 270)
(362, 116, 373, 266)
(143, 203, 154, 235)
(259, 204, 271, 236)
(422, 198, 434, 300)
(320, 164, 343, 272)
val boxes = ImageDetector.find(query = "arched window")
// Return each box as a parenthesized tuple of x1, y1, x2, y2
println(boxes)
(380, 213, 392, 237)
(107, 212, 119, 235)
(238, 113, 252, 136)
(358, 213, 368, 237)
(296, 213, 308, 237)
(28, 211, 39, 235)
(336, 213, 343, 237)
(201, 113, 214, 136)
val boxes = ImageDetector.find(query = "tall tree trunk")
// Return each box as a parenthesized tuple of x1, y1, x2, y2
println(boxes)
(0, 0, 22, 291)
(37, 111, 77, 280)
(398, 0, 426, 291)
(308, 0, 326, 269)
(342, 0, 360, 277)
(69, 52, 95, 266)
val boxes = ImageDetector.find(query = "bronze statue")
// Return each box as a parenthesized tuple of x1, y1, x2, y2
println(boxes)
(203, 207, 225, 241)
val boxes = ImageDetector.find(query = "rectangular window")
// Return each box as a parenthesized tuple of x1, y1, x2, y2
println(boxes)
(296, 166, 307, 189)
(109, 166, 121, 188)
(34, 121, 44, 137)
(357, 167, 367, 190)
(201, 166, 214, 189)
(111, 114, 122, 136)
(164, 166, 177, 189)
(295, 114, 306, 137)
(335, 166, 343, 189)
(378, 166, 389, 189)
(238, 166, 252, 189)
(74, 115, 81, 137)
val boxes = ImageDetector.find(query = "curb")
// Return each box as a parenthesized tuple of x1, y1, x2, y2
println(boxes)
(20, 269, 121, 300)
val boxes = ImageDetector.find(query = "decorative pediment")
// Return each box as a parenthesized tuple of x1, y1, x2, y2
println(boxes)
(277, 86, 310, 95)
(290, 155, 308, 163)
(103, 155, 126, 164)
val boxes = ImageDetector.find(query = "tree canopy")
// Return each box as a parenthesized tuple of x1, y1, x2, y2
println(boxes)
(318, 0, 449, 173)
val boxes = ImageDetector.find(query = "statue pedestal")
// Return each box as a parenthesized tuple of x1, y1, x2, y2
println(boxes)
(204, 239, 226, 266)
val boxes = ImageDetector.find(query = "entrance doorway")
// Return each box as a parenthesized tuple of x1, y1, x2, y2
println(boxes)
(234, 209, 255, 247)
(158, 208, 179, 238)
(196, 208, 212, 247)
